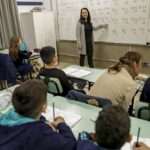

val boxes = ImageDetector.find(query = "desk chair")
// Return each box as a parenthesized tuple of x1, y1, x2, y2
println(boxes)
(137, 77, 150, 121)
(39, 76, 63, 96)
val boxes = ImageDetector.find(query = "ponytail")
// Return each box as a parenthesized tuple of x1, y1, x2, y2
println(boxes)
(108, 51, 142, 73)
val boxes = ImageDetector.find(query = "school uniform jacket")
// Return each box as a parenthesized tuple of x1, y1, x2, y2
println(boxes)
(0, 111, 76, 150)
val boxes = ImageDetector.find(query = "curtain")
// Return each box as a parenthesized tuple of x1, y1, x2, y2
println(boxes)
(0, 0, 22, 48)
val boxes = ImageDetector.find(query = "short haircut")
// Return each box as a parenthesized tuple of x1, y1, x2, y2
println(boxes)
(95, 106, 130, 149)
(40, 46, 56, 65)
(12, 79, 47, 118)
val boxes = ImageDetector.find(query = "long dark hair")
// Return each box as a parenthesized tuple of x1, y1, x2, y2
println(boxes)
(108, 51, 142, 73)
(80, 8, 91, 24)
(9, 37, 20, 60)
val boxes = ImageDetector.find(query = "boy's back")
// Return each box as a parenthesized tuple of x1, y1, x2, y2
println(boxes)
(0, 116, 76, 150)
(39, 67, 73, 96)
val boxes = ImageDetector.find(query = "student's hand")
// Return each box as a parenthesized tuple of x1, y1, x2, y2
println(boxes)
(133, 142, 150, 150)
(87, 99, 99, 106)
(52, 116, 65, 128)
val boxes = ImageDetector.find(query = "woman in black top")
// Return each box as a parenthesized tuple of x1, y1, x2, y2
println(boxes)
(76, 8, 108, 67)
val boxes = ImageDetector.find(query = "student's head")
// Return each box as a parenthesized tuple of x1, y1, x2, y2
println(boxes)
(40, 46, 58, 66)
(108, 51, 142, 78)
(12, 79, 47, 118)
(95, 106, 131, 149)
(9, 36, 21, 60)
(80, 8, 91, 23)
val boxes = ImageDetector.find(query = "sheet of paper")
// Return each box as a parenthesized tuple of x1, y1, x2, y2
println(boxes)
(64, 67, 91, 78)
(71, 69, 91, 78)
(121, 136, 150, 150)
(42, 106, 81, 127)
(63, 67, 78, 74)
(0, 93, 12, 111)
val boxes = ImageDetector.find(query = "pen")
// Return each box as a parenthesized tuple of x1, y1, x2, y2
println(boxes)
(52, 102, 55, 121)
(136, 127, 141, 146)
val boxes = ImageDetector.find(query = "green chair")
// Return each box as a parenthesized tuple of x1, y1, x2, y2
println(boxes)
(39, 76, 63, 96)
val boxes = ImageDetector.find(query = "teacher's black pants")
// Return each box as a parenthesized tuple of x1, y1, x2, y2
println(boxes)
(80, 46, 94, 68)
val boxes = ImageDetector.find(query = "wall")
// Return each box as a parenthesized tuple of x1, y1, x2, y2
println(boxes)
(57, 41, 150, 74)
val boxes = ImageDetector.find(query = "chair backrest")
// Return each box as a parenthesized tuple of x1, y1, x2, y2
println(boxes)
(39, 75, 63, 96)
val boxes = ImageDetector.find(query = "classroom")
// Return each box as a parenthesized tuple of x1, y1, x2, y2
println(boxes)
(0, 0, 150, 150)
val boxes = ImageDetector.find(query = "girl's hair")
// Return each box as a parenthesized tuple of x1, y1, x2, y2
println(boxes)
(9, 37, 20, 60)
(80, 8, 91, 24)
(108, 51, 142, 73)
(12, 79, 48, 118)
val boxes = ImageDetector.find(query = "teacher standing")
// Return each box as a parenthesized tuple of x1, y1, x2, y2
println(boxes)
(76, 8, 108, 67)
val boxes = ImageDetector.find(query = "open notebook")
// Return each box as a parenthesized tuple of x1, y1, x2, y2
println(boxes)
(42, 106, 81, 127)
(0, 93, 12, 112)
(122, 136, 150, 150)
(63, 67, 91, 78)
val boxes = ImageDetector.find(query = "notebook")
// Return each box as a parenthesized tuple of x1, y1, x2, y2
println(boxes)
(42, 106, 81, 127)
(63, 67, 91, 78)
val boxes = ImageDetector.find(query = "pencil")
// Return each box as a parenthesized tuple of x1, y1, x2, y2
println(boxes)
(136, 127, 141, 146)
(52, 102, 55, 121)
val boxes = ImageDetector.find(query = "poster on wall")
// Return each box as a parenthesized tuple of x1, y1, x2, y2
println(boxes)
(17, 0, 43, 5)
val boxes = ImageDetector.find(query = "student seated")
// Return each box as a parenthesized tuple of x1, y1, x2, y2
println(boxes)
(89, 51, 142, 111)
(9, 37, 33, 77)
(0, 80, 76, 150)
(39, 46, 73, 96)
(77, 105, 131, 150)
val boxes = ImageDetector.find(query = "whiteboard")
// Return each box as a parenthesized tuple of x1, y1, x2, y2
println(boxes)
(57, 0, 150, 45)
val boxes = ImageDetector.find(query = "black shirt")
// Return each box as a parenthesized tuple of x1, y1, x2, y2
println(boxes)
(84, 22, 93, 45)
(39, 68, 73, 96)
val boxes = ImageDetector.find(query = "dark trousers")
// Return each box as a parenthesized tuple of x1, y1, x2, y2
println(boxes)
(66, 90, 112, 109)
(80, 54, 94, 68)
(80, 43, 94, 67)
